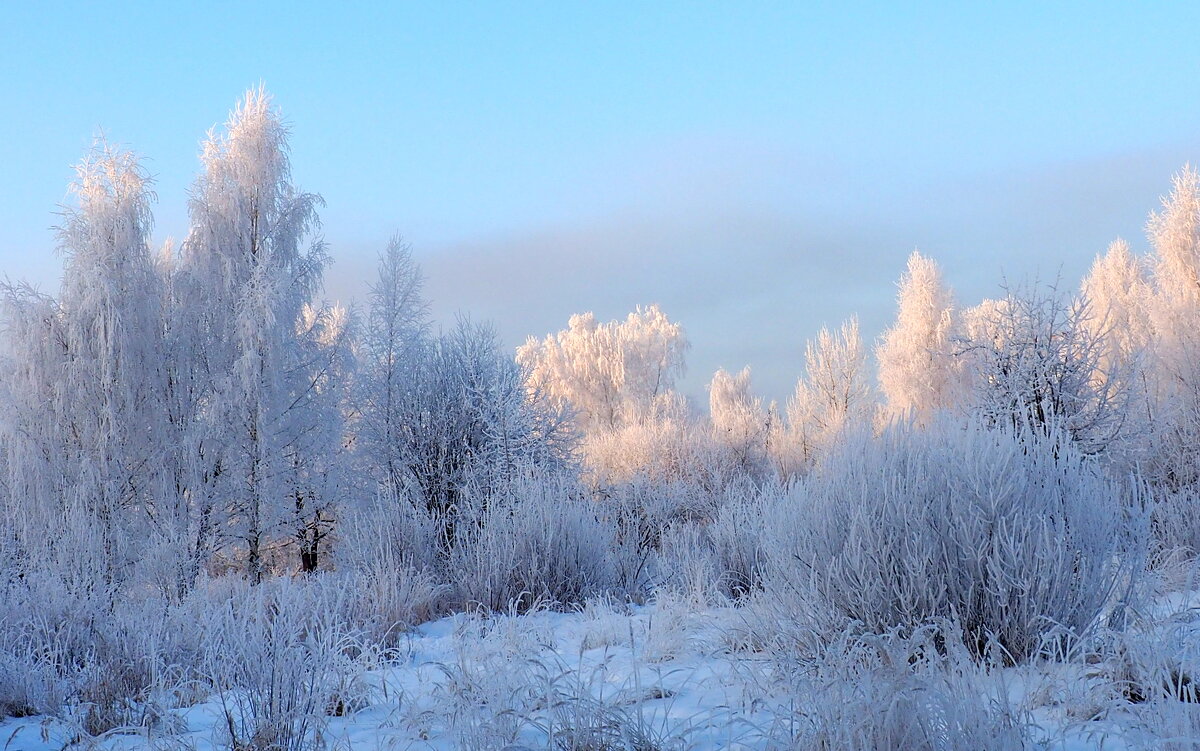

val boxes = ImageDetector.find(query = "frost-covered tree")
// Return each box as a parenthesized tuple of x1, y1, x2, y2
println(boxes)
(0, 142, 165, 590)
(1081, 239, 1154, 378)
(780, 317, 873, 474)
(288, 303, 352, 572)
(517, 305, 688, 433)
(1078, 239, 1154, 461)
(154, 243, 215, 594)
(957, 283, 1132, 456)
(1148, 167, 1200, 316)
(355, 242, 571, 528)
(876, 251, 961, 423)
(708, 367, 771, 481)
(618, 305, 689, 419)
(383, 318, 572, 543)
(57, 142, 165, 581)
(355, 236, 429, 493)
(0, 285, 71, 576)
(177, 88, 337, 581)
(1145, 167, 1200, 488)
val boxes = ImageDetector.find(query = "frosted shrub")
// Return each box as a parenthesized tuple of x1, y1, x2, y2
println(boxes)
(1151, 486, 1200, 567)
(655, 523, 724, 602)
(655, 487, 775, 600)
(334, 489, 447, 641)
(0, 604, 69, 720)
(200, 579, 358, 751)
(599, 475, 722, 599)
(707, 487, 776, 598)
(447, 471, 619, 611)
(0, 570, 201, 736)
(773, 421, 1139, 660)
(766, 624, 1033, 750)
(0, 506, 201, 736)
(0, 571, 373, 742)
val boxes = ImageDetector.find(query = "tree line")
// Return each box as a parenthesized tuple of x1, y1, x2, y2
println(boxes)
(4, 87, 1200, 605)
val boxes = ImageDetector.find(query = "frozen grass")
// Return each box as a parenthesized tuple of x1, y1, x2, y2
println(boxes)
(7, 588, 1200, 749)
(0, 573, 415, 747)
(756, 624, 1035, 750)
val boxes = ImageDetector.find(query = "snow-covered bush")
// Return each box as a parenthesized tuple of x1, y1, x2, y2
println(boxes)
(446, 470, 620, 612)
(1, 567, 384, 741)
(333, 490, 447, 642)
(765, 624, 1034, 750)
(200, 578, 363, 751)
(373, 318, 574, 526)
(654, 486, 775, 601)
(0, 564, 203, 736)
(769, 420, 1141, 660)
(706, 488, 775, 598)
(598, 474, 724, 599)
(0, 590, 72, 721)
(1150, 486, 1200, 568)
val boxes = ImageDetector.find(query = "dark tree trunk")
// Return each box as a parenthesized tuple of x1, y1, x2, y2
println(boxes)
(300, 547, 319, 573)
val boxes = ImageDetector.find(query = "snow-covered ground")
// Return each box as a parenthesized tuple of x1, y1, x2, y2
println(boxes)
(6, 590, 1200, 751)
(2, 599, 761, 751)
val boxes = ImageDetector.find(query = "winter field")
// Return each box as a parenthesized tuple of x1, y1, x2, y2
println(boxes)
(6, 90, 1200, 750)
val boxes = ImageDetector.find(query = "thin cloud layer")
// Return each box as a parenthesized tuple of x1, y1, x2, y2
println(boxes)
(326, 140, 1197, 405)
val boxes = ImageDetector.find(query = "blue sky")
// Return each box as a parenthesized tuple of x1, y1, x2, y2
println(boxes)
(3, 2, 1200, 401)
